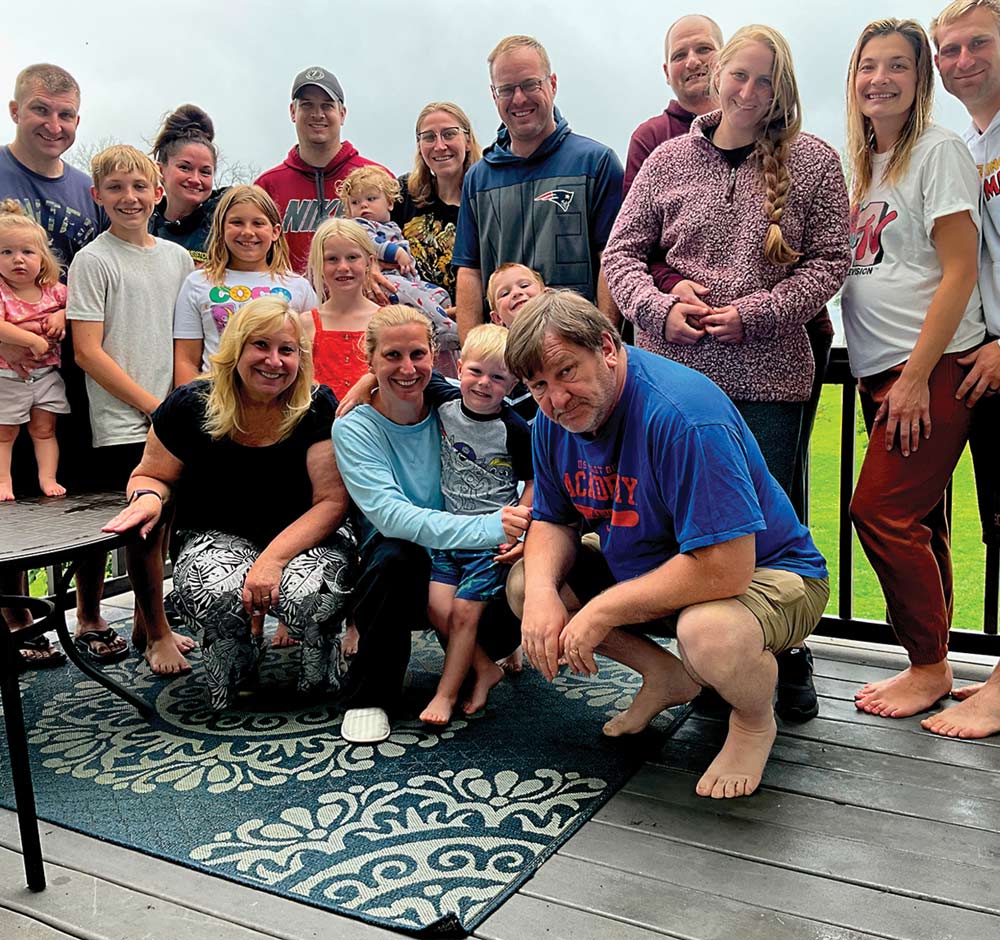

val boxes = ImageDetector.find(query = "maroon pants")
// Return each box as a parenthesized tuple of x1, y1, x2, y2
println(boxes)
(849, 352, 973, 665)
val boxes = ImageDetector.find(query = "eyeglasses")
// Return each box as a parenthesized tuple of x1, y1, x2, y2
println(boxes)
(491, 77, 549, 100)
(416, 127, 466, 144)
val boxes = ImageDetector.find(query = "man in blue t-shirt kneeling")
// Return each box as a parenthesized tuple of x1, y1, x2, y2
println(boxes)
(505, 291, 830, 800)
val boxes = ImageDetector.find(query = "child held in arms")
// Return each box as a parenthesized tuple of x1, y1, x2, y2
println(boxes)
(339, 165, 460, 374)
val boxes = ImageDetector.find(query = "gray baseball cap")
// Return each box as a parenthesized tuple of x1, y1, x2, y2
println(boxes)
(291, 67, 344, 104)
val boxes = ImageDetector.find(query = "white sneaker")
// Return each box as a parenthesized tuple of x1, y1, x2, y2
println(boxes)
(341, 707, 390, 744)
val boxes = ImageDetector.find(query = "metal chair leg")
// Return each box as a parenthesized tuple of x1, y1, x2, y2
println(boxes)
(0, 613, 46, 891)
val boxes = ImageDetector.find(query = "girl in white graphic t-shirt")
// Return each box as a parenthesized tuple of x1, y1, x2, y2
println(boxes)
(172, 185, 316, 388)
(842, 18, 985, 721)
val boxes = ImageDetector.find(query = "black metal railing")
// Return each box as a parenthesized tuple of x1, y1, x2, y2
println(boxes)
(814, 347, 1000, 655)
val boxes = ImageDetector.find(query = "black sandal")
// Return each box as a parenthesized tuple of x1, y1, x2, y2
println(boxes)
(17, 634, 67, 671)
(72, 628, 130, 665)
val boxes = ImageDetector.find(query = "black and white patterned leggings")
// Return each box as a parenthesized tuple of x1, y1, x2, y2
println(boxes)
(171, 527, 356, 711)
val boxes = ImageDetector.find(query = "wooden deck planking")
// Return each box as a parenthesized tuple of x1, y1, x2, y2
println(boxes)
(2, 638, 998, 940)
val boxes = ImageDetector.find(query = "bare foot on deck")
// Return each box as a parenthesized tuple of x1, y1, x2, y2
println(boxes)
(498, 645, 523, 674)
(271, 622, 298, 648)
(341, 622, 359, 658)
(144, 636, 192, 675)
(132, 625, 196, 654)
(696, 712, 777, 799)
(951, 682, 985, 701)
(0, 481, 14, 501)
(603, 655, 700, 737)
(461, 660, 504, 715)
(854, 662, 952, 718)
(39, 478, 66, 497)
(921, 682, 1000, 739)
(420, 692, 458, 725)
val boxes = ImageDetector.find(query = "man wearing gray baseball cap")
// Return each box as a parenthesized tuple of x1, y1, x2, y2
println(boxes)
(255, 66, 388, 273)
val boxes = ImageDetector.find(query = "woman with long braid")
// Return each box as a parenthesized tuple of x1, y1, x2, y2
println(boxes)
(603, 24, 851, 498)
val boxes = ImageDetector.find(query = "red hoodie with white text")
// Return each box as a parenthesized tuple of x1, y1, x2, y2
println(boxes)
(255, 143, 389, 273)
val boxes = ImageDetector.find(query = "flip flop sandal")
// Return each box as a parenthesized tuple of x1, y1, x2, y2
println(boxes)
(73, 628, 130, 665)
(341, 707, 391, 744)
(17, 634, 67, 671)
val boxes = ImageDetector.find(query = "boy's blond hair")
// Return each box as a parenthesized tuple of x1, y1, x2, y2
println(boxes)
(90, 144, 159, 189)
(461, 323, 511, 366)
(485, 262, 545, 313)
(931, 0, 1000, 45)
(337, 166, 401, 207)
(0, 199, 63, 287)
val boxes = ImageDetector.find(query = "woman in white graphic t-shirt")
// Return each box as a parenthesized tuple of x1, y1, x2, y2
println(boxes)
(842, 17, 985, 721)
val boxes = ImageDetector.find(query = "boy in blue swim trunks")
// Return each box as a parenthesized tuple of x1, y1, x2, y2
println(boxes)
(422, 324, 533, 725)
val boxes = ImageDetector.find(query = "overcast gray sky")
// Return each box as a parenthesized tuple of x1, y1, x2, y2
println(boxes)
(0, 0, 971, 180)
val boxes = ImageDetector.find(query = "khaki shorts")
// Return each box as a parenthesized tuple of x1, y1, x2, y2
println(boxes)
(0, 369, 70, 425)
(735, 567, 829, 654)
(563, 537, 828, 654)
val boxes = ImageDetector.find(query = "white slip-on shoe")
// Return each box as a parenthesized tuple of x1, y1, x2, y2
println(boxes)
(341, 707, 391, 744)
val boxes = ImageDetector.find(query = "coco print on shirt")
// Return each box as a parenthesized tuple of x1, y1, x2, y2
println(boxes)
(209, 283, 293, 334)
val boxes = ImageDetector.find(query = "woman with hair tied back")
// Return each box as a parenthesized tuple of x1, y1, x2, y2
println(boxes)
(842, 19, 984, 721)
(603, 24, 850, 497)
(149, 104, 228, 265)
(391, 102, 482, 303)
(103, 296, 355, 711)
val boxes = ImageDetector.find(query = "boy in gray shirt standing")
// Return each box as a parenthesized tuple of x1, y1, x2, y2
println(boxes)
(67, 145, 193, 675)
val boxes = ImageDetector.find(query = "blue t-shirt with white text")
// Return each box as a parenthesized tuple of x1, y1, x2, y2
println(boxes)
(531, 348, 827, 583)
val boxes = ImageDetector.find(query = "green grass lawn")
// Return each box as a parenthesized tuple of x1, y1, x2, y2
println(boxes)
(808, 384, 987, 632)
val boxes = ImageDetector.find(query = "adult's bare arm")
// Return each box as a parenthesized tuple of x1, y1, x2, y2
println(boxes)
(520, 519, 580, 680)
(241, 439, 349, 614)
(877, 210, 978, 456)
(456, 267, 484, 345)
(560, 534, 756, 676)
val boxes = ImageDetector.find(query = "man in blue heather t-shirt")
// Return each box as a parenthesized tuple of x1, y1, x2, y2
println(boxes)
(504, 291, 830, 801)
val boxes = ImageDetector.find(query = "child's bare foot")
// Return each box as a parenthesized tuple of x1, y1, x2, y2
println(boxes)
(603, 654, 700, 737)
(498, 645, 523, 674)
(696, 712, 777, 799)
(342, 622, 360, 658)
(952, 681, 985, 701)
(0, 481, 14, 501)
(420, 692, 458, 725)
(39, 478, 66, 497)
(461, 660, 504, 715)
(922, 680, 1000, 739)
(271, 622, 298, 648)
(144, 636, 192, 675)
(854, 662, 952, 718)
(132, 624, 196, 654)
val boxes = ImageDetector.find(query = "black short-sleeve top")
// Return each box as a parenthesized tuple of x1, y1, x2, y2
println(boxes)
(152, 382, 338, 546)
(391, 173, 460, 299)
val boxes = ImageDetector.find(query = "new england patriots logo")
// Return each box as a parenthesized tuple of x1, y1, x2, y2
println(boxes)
(534, 189, 574, 211)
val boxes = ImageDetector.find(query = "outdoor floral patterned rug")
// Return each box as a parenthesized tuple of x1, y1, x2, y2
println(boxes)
(1, 620, 687, 937)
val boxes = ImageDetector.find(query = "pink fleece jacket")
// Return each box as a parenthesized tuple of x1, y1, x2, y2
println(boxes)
(603, 111, 850, 402)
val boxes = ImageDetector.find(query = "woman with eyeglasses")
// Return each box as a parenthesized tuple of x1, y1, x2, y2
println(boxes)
(391, 102, 482, 303)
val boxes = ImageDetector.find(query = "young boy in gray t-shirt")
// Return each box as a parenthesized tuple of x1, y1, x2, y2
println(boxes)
(67, 145, 192, 674)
